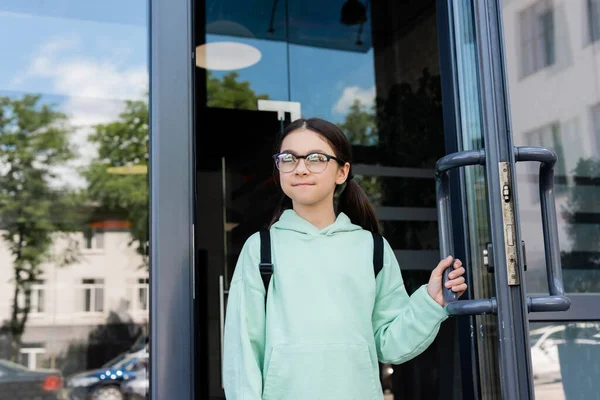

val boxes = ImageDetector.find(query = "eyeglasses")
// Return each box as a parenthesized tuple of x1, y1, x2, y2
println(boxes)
(272, 152, 343, 173)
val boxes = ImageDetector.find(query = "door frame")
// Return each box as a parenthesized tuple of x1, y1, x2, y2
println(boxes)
(149, 0, 196, 399)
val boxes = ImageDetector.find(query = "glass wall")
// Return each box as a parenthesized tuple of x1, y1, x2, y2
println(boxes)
(194, 0, 463, 399)
(0, 1, 149, 399)
(502, 0, 600, 398)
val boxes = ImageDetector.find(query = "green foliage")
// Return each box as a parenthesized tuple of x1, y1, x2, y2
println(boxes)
(83, 99, 149, 265)
(207, 71, 269, 110)
(0, 95, 80, 358)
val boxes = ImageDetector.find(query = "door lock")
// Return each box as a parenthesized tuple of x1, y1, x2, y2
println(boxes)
(484, 241, 527, 273)
(502, 184, 511, 202)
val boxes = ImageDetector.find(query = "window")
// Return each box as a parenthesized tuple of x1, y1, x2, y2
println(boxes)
(79, 279, 105, 313)
(84, 227, 105, 250)
(589, 0, 600, 43)
(129, 278, 149, 312)
(18, 281, 45, 315)
(19, 347, 46, 370)
(31, 284, 45, 314)
(520, 0, 555, 77)
(525, 122, 567, 192)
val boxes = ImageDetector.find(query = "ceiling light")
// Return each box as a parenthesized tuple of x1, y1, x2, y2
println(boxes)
(195, 42, 262, 71)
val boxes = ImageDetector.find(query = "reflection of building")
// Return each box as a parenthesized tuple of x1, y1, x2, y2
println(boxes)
(0, 224, 148, 369)
(502, 0, 600, 292)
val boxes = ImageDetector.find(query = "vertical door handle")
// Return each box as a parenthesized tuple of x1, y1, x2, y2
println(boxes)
(435, 149, 486, 306)
(435, 147, 571, 315)
(514, 146, 571, 312)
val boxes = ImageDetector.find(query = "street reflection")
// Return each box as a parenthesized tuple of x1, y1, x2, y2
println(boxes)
(531, 322, 600, 400)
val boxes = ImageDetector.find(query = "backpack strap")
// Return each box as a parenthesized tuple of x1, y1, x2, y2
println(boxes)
(259, 229, 274, 301)
(372, 232, 384, 278)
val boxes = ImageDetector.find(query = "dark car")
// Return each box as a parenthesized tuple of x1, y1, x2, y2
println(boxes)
(62, 351, 147, 400)
(0, 359, 64, 400)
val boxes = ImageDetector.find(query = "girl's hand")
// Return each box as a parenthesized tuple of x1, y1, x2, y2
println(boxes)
(427, 256, 467, 307)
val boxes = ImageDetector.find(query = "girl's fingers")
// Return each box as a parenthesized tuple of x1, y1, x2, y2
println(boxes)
(449, 267, 465, 279)
(445, 276, 465, 288)
(433, 256, 454, 277)
(451, 283, 468, 293)
(453, 259, 462, 269)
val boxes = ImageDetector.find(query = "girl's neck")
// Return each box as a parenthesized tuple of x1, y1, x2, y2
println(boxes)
(293, 199, 336, 230)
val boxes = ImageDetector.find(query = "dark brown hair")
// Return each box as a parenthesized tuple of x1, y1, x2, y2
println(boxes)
(269, 118, 381, 234)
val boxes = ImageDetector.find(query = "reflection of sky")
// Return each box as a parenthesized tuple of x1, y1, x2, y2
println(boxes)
(207, 34, 376, 123)
(0, 3, 376, 188)
(0, 3, 376, 122)
(0, 5, 148, 188)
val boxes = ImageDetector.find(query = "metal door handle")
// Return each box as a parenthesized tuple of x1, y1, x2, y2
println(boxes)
(435, 146, 571, 315)
(514, 147, 570, 312)
(435, 149, 486, 305)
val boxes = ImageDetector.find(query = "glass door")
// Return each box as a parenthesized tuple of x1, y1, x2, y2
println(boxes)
(440, 0, 587, 399)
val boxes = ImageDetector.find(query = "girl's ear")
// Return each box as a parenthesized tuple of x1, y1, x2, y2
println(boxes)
(335, 162, 351, 185)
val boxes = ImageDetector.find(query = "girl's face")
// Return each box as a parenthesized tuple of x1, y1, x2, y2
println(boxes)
(277, 129, 350, 208)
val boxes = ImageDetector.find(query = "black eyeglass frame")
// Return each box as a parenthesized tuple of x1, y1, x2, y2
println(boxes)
(272, 152, 345, 173)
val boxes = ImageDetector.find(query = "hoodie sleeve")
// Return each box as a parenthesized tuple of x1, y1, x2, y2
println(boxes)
(223, 233, 266, 400)
(372, 238, 449, 364)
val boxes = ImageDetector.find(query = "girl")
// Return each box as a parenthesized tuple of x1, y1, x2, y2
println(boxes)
(223, 118, 466, 399)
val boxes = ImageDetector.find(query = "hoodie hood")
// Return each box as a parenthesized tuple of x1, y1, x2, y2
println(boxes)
(272, 209, 362, 236)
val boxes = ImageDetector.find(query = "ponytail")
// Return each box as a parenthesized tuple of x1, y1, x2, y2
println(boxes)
(337, 179, 381, 234)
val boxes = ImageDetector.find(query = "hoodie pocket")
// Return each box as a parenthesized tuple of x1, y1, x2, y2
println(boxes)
(262, 343, 380, 400)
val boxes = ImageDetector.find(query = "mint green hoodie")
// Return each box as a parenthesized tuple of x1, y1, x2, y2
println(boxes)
(223, 210, 449, 400)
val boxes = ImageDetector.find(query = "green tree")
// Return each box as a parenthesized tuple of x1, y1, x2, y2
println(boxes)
(339, 99, 377, 146)
(207, 71, 269, 110)
(0, 95, 79, 359)
(338, 99, 383, 206)
(84, 99, 149, 266)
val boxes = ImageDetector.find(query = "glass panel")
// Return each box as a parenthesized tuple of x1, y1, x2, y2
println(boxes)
(0, 2, 149, 399)
(530, 321, 600, 399)
(195, 0, 463, 398)
(502, 0, 600, 293)
(451, 0, 502, 398)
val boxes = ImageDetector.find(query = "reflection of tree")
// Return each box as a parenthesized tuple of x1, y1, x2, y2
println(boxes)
(0, 95, 82, 360)
(339, 99, 383, 205)
(83, 100, 149, 266)
(560, 158, 600, 292)
(207, 71, 269, 110)
(339, 99, 377, 146)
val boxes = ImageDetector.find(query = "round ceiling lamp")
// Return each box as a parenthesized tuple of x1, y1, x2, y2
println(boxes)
(340, 0, 367, 26)
(196, 41, 262, 71)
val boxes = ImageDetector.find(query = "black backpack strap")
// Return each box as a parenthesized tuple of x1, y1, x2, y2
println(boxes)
(259, 230, 274, 300)
(372, 232, 384, 278)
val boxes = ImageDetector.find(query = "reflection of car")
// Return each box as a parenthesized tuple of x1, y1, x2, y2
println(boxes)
(0, 359, 63, 400)
(120, 364, 148, 400)
(61, 350, 148, 400)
